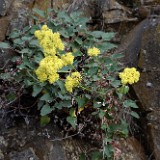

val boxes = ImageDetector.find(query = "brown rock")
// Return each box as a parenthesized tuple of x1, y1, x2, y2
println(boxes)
(128, 18, 160, 159)
(0, 16, 10, 41)
(100, 0, 137, 24)
(112, 137, 146, 160)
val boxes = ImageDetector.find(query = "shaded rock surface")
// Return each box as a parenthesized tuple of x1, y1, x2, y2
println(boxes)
(133, 19, 160, 160)
(117, 14, 160, 159)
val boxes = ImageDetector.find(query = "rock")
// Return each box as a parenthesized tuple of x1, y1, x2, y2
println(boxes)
(115, 18, 149, 67)
(0, 48, 17, 68)
(0, 0, 13, 16)
(9, 148, 39, 160)
(0, 16, 10, 41)
(0, 149, 4, 160)
(99, 0, 137, 23)
(118, 16, 160, 159)
(116, 137, 147, 160)
(7, 0, 35, 32)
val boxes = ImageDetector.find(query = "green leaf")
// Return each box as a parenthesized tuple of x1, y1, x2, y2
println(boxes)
(130, 111, 140, 119)
(75, 38, 83, 45)
(110, 80, 121, 88)
(70, 11, 82, 20)
(69, 108, 76, 117)
(29, 39, 39, 47)
(32, 85, 42, 97)
(90, 31, 105, 38)
(57, 11, 72, 23)
(110, 53, 124, 59)
(9, 31, 20, 39)
(19, 48, 32, 55)
(32, 8, 45, 18)
(54, 100, 71, 109)
(40, 104, 53, 116)
(118, 85, 129, 94)
(67, 116, 77, 129)
(29, 25, 39, 34)
(104, 144, 114, 158)
(98, 110, 105, 119)
(91, 151, 102, 160)
(40, 93, 53, 102)
(76, 96, 87, 108)
(123, 100, 139, 108)
(93, 102, 101, 108)
(56, 80, 66, 94)
(13, 38, 24, 46)
(87, 67, 98, 75)
(40, 115, 50, 126)
(102, 32, 115, 41)
(0, 42, 11, 49)
(79, 153, 86, 160)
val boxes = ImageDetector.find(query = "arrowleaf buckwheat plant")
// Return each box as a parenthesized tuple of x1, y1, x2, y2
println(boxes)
(0, 9, 140, 159)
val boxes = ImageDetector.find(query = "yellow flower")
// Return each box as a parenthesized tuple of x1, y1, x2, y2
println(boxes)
(52, 32, 64, 51)
(119, 67, 140, 85)
(35, 67, 47, 82)
(87, 47, 100, 56)
(65, 72, 82, 93)
(48, 73, 59, 84)
(34, 25, 64, 56)
(35, 56, 65, 84)
(41, 25, 49, 31)
(61, 52, 74, 66)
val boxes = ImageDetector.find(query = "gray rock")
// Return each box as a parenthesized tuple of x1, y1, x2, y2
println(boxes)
(0, 149, 4, 160)
(9, 148, 39, 160)
(0, 0, 13, 16)
(120, 16, 160, 159)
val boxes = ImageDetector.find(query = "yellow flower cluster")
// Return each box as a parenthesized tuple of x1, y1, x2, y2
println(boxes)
(35, 56, 64, 84)
(65, 72, 82, 92)
(119, 67, 140, 85)
(61, 52, 74, 66)
(34, 25, 75, 84)
(87, 47, 100, 56)
(34, 25, 64, 57)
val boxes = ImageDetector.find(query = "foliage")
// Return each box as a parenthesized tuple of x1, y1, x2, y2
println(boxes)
(0, 8, 140, 159)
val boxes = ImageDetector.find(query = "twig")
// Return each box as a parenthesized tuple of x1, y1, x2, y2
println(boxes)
(50, 124, 85, 141)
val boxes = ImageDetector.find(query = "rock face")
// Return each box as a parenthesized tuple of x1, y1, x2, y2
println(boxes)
(133, 19, 160, 160)
(0, 0, 13, 16)
(118, 16, 160, 159)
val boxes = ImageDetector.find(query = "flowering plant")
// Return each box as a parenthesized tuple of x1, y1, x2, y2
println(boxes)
(0, 9, 140, 159)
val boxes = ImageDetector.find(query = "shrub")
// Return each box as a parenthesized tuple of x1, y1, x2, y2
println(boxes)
(0, 9, 140, 159)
